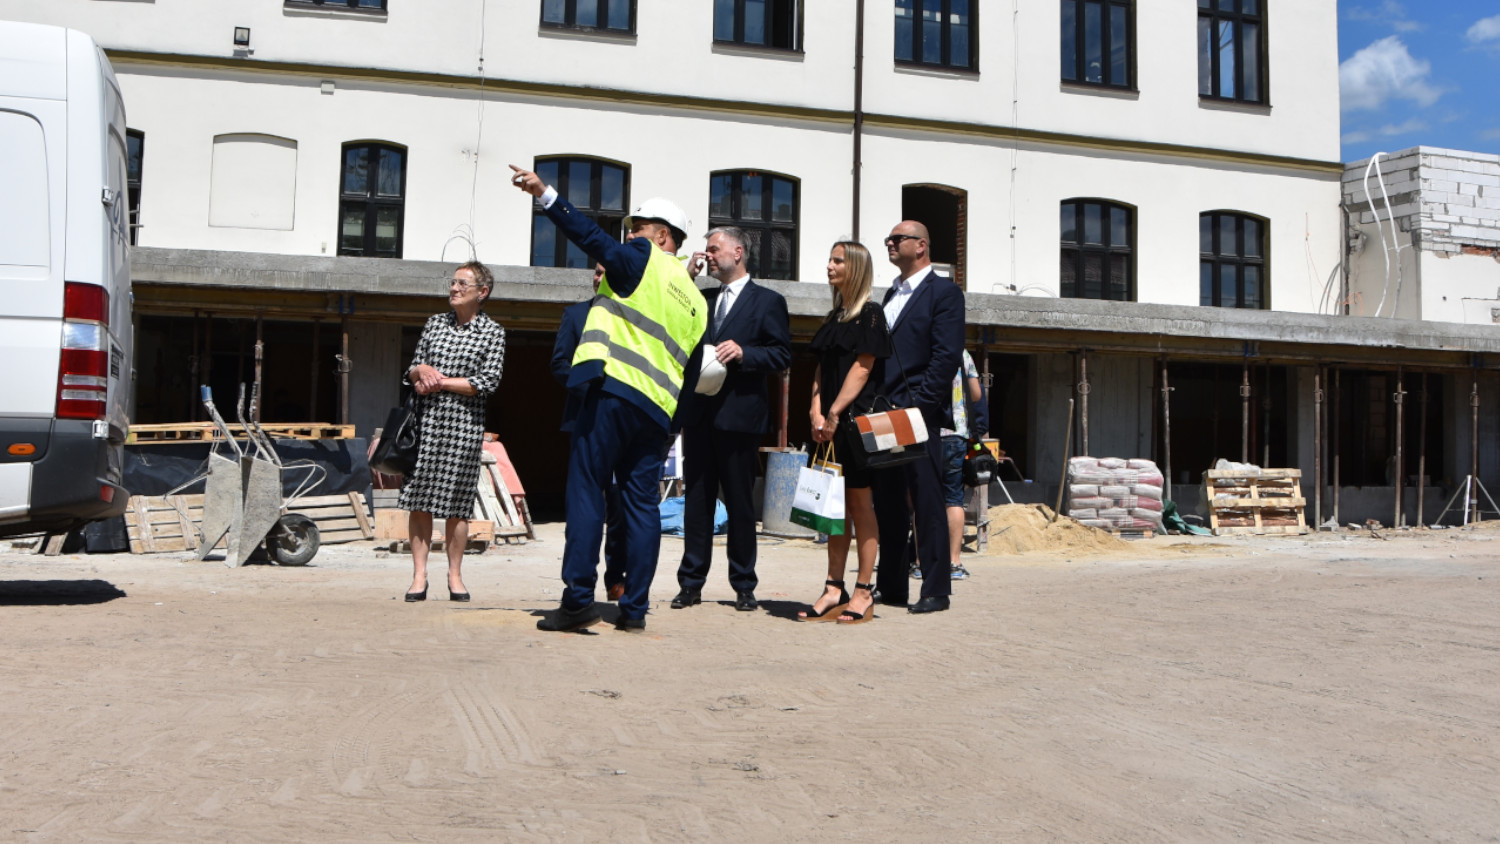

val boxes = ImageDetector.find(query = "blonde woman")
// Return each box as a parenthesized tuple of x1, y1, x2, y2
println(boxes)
(798, 241, 891, 624)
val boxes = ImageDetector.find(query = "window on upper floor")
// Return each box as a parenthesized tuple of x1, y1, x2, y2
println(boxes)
(284, 0, 388, 12)
(714, 0, 802, 51)
(530, 156, 630, 269)
(541, 0, 634, 34)
(1061, 0, 1133, 89)
(708, 170, 799, 281)
(1060, 199, 1133, 301)
(126, 129, 144, 247)
(1197, 0, 1265, 104)
(338, 142, 405, 259)
(1200, 212, 1267, 309)
(895, 0, 976, 71)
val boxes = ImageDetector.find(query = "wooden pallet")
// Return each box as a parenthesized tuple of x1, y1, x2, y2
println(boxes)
(1205, 468, 1308, 536)
(128, 422, 356, 444)
(123, 491, 373, 553)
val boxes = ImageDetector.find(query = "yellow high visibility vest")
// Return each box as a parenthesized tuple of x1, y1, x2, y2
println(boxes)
(573, 245, 708, 421)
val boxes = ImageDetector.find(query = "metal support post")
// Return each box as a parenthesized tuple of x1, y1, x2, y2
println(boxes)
(1393, 367, 1406, 528)
(1077, 350, 1090, 457)
(1314, 365, 1323, 528)
(1417, 373, 1427, 528)
(1161, 357, 1173, 501)
(1240, 361, 1251, 463)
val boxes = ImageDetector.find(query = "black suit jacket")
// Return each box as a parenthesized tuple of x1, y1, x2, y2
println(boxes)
(879, 269, 966, 431)
(676, 279, 791, 435)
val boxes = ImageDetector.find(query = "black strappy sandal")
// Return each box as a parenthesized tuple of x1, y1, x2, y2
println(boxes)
(836, 582, 876, 625)
(797, 579, 850, 622)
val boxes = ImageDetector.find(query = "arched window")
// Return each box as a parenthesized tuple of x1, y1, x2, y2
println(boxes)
(338, 141, 405, 258)
(708, 170, 799, 280)
(1200, 211, 1268, 309)
(902, 183, 966, 290)
(530, 156, 629, 269)
(1060, 199, 1133, 301)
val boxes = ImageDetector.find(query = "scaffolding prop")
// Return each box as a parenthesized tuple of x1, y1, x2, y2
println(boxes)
(1437, 373, 1499, 526)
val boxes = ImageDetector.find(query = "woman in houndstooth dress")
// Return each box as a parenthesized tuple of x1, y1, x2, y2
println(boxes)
(401, 261, 506, 603)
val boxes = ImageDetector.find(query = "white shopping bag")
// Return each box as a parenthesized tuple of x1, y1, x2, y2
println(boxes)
(789, 446, 845, 536)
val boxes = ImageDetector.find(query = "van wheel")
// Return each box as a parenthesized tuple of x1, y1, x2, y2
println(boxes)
(267, 514, 320, 566)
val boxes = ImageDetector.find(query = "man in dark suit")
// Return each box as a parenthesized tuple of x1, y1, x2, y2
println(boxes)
(872, 220, 965, 613)
(670, 227, 791, 612)
(551, 264, 625, 601)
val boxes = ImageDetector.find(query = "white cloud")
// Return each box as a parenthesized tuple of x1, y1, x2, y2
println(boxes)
(1467, 14, 1500, 44)
(1375, 118, 1428, 137)
(1339, 36, 1442, 112)
(1481, 128, 1500, 141)
(1342, 129, 1374, 145)
(1347, 1, 1423, 32)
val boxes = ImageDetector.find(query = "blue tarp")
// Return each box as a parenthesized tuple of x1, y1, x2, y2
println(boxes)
(659, 496, 728, 535)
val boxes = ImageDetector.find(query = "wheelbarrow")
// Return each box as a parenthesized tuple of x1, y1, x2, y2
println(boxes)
(195, 385, 322, 567)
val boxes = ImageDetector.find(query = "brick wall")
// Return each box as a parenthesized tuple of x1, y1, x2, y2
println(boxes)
(1343, 147, 1500, 254)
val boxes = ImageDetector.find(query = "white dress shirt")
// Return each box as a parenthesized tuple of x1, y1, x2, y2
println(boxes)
(884, 269, 928, 327)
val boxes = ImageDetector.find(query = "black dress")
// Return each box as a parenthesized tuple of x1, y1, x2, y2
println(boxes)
(808, 300, 892, 489)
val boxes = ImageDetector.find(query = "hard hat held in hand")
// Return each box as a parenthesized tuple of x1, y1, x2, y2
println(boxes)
(625, 198, 690, 245)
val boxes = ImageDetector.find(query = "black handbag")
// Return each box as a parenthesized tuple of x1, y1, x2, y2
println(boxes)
(370, 395, 420, 476)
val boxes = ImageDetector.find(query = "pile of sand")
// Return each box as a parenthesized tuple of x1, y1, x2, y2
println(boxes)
(985, 503, 1132, 555)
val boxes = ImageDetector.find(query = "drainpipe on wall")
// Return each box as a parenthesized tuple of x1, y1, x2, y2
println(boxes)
(852, 0, 865, 241)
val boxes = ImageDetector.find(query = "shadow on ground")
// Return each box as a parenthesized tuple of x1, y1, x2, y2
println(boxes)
(0, 580, 128, 606)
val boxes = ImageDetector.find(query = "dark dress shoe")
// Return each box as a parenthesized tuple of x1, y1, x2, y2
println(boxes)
(404, 585, 427, 602)
(734, 590, 758, 612)
(908, 596, 950, 614)
(536, 603, 602, 632)
(449, 590, 470, 602)
(615, 617, 646, 632)
(670, 588, 702, 609)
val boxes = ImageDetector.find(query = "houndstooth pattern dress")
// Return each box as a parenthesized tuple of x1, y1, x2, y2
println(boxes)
(398, 311, 506, 519)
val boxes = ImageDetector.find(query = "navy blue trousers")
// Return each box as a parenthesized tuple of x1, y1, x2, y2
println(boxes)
(562, 387, 667, 621)
(871, 432, 951, 604)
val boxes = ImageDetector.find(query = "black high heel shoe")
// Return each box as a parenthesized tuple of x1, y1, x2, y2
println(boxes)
(797, 579, 850, 622)
(404, 584, 427, 602)
(449, 588, 470, 602)
(836, 582, 876, 625)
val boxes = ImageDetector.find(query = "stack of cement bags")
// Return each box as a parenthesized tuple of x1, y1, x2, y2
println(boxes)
(1066, 456, 1165, 531)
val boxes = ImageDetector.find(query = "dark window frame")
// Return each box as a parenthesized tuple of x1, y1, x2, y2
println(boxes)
(1061, 0, 1134, 90)
(126, 128, 144, 247)
(529, 155, 631, 269)
(708, 170, 800, 281)
(540, 0, 635, 34)
(1200, 211, 1268, 310)
(284, 0, 388, 12)
(714, 0, 803, 51)
(337, 141, 407, 259)
(1197, 0, 1267, 104)
(895, 0, 978, 71)
(1059, 198, 1134, 301)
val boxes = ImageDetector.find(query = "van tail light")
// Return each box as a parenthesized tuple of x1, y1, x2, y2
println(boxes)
(57, 282, 110, 420)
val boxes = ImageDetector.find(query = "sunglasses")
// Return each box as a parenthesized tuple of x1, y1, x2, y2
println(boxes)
(884, 234, 924, 246)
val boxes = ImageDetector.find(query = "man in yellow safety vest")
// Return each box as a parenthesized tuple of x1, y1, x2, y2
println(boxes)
(510, 164, 708, 633)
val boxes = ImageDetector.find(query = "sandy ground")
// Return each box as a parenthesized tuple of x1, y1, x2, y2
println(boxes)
(2, 517, 1499, 842)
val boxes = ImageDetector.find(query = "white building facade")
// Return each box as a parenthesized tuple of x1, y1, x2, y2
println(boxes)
(5, 0, 1495, 523)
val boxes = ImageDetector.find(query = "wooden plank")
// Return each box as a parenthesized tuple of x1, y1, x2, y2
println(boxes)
(1210, 496, 1308, 509)
(128, 422, 355, 444)
(1205, 468, 1301, 481)
(347, 491, 374, 539)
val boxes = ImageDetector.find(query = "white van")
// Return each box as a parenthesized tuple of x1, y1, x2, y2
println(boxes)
(0, 21, 132, 538)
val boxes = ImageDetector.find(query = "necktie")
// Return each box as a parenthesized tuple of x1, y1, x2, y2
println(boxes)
(713, 287, 731, 337)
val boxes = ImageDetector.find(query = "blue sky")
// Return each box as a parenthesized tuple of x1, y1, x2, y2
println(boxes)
(1338, 0, 1500, 163)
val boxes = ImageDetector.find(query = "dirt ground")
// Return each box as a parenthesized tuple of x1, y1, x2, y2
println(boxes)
(2, 516, 1499, 842)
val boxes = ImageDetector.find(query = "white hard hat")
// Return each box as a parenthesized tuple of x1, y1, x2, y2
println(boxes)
(625, 197, 690, 246)
(695, 345, 727, 396)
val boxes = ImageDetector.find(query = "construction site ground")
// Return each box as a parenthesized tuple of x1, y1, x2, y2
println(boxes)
(3, 510, 1498, 842)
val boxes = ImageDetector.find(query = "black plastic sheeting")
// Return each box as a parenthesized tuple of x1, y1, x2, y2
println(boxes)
(80, 439, 374, 553)
(124, 438, 373, 497)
